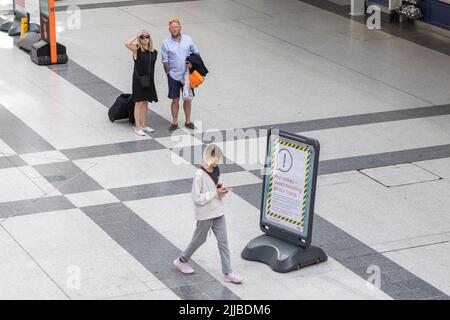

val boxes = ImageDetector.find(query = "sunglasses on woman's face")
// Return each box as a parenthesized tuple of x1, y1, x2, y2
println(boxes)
(140, 35, 150, 39)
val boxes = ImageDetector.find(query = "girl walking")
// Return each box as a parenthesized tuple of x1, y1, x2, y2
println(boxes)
(173, 144, 244, 284)
(125, 30, 158, 136)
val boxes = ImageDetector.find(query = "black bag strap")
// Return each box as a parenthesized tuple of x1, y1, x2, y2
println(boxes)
(134, 63, 140, 77)
(200, 166, 220, 185)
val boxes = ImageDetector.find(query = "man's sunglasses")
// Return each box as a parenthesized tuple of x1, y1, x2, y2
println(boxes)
(140, 35, 150, 39)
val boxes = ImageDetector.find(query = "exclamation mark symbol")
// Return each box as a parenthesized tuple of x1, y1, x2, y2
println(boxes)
(283, 154, 286, 169)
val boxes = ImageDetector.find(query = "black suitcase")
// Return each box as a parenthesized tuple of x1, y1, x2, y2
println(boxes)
(108, 94, 135, 124)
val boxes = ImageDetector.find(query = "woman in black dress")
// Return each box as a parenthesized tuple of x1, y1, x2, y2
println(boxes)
(125, 30, 158, 136)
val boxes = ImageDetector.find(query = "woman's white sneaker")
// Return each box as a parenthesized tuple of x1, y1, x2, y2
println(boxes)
(134, 128, 146, 136)
(224, 272, 244, 284)
(143, 127, 155, 133)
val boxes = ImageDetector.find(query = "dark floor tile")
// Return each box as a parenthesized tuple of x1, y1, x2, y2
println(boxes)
(61, 139, 165, 160)
(56, 0, 198, 12)
(425, 295, 450, 300)
(380, 282, 410, 295)
(0, 155, 27, 169)
(33, 161, 103, 194)
(171, 285, 211, 300)
(390, 287, 445, 300)
(231, 183, 262, 208)
(0, 104, 55, 154)
(0, 196, 75, 218)
(397, 278, 439, 291)
(110, 178, 193, 202)
(196, 281, 241, 300)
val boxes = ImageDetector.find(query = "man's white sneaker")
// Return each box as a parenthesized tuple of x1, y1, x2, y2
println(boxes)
(173, 258, 195, 274)
(224, 272, 244, 284)
(134, 128, 146, 136)
(143, 127, 155, 134)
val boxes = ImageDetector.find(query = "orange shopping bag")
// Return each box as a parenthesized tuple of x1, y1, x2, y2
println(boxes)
(189, 70, 204, 89)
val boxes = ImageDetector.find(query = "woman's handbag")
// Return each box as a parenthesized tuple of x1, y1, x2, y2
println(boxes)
(134, 64, 151, 88)
(134, 51, 152, 88)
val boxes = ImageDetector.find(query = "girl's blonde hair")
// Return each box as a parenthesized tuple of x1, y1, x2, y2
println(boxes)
(136, 30, 154, 52)
(202, 144, 224, 168)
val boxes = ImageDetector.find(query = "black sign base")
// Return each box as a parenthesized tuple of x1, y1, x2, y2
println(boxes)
(0, 16, 14, 32)
(8, 22, 40, 37)
(8, 22, 22, 36)
(241, 234, 327, 273)
(0, 14, 12, 25)
(30, 40, 68, 65)
(17, 31, 40, 52)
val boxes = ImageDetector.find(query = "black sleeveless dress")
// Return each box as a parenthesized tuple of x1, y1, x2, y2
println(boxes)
(132, 48, 158, 103)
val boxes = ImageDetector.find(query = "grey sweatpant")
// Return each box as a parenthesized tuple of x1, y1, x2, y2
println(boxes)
(180, 215, 232, 274)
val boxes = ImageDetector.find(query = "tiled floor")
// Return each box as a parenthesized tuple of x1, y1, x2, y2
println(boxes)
(0, 0, 449, 300)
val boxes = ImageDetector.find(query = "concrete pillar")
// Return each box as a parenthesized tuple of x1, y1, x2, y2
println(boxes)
(350, 0, 365, 16)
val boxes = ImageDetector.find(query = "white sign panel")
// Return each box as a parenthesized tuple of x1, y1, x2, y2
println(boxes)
(262, 134, 315, 238)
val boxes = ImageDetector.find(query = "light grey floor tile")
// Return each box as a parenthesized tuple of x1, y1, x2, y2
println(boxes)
(360, 163, 441, 187)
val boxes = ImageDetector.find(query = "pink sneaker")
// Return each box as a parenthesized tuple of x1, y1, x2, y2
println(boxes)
(224, 272, 244, 284)
(173, 258, 195, 274)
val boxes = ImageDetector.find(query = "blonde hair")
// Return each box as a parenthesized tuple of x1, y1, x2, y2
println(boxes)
(168, 18, 180, 26)
(136, 30, 154, 52)
(202, 144, 224, 168)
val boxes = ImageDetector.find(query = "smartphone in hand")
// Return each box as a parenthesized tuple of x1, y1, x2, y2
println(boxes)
(217, 184, 232, 193)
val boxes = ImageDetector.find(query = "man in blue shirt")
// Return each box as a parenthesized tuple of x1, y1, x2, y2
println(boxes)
(161, 19, 199, 132)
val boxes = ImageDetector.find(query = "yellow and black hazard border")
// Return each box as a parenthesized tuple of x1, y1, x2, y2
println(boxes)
(260, 129, 320, 247)
(266, 139, 311, 227)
